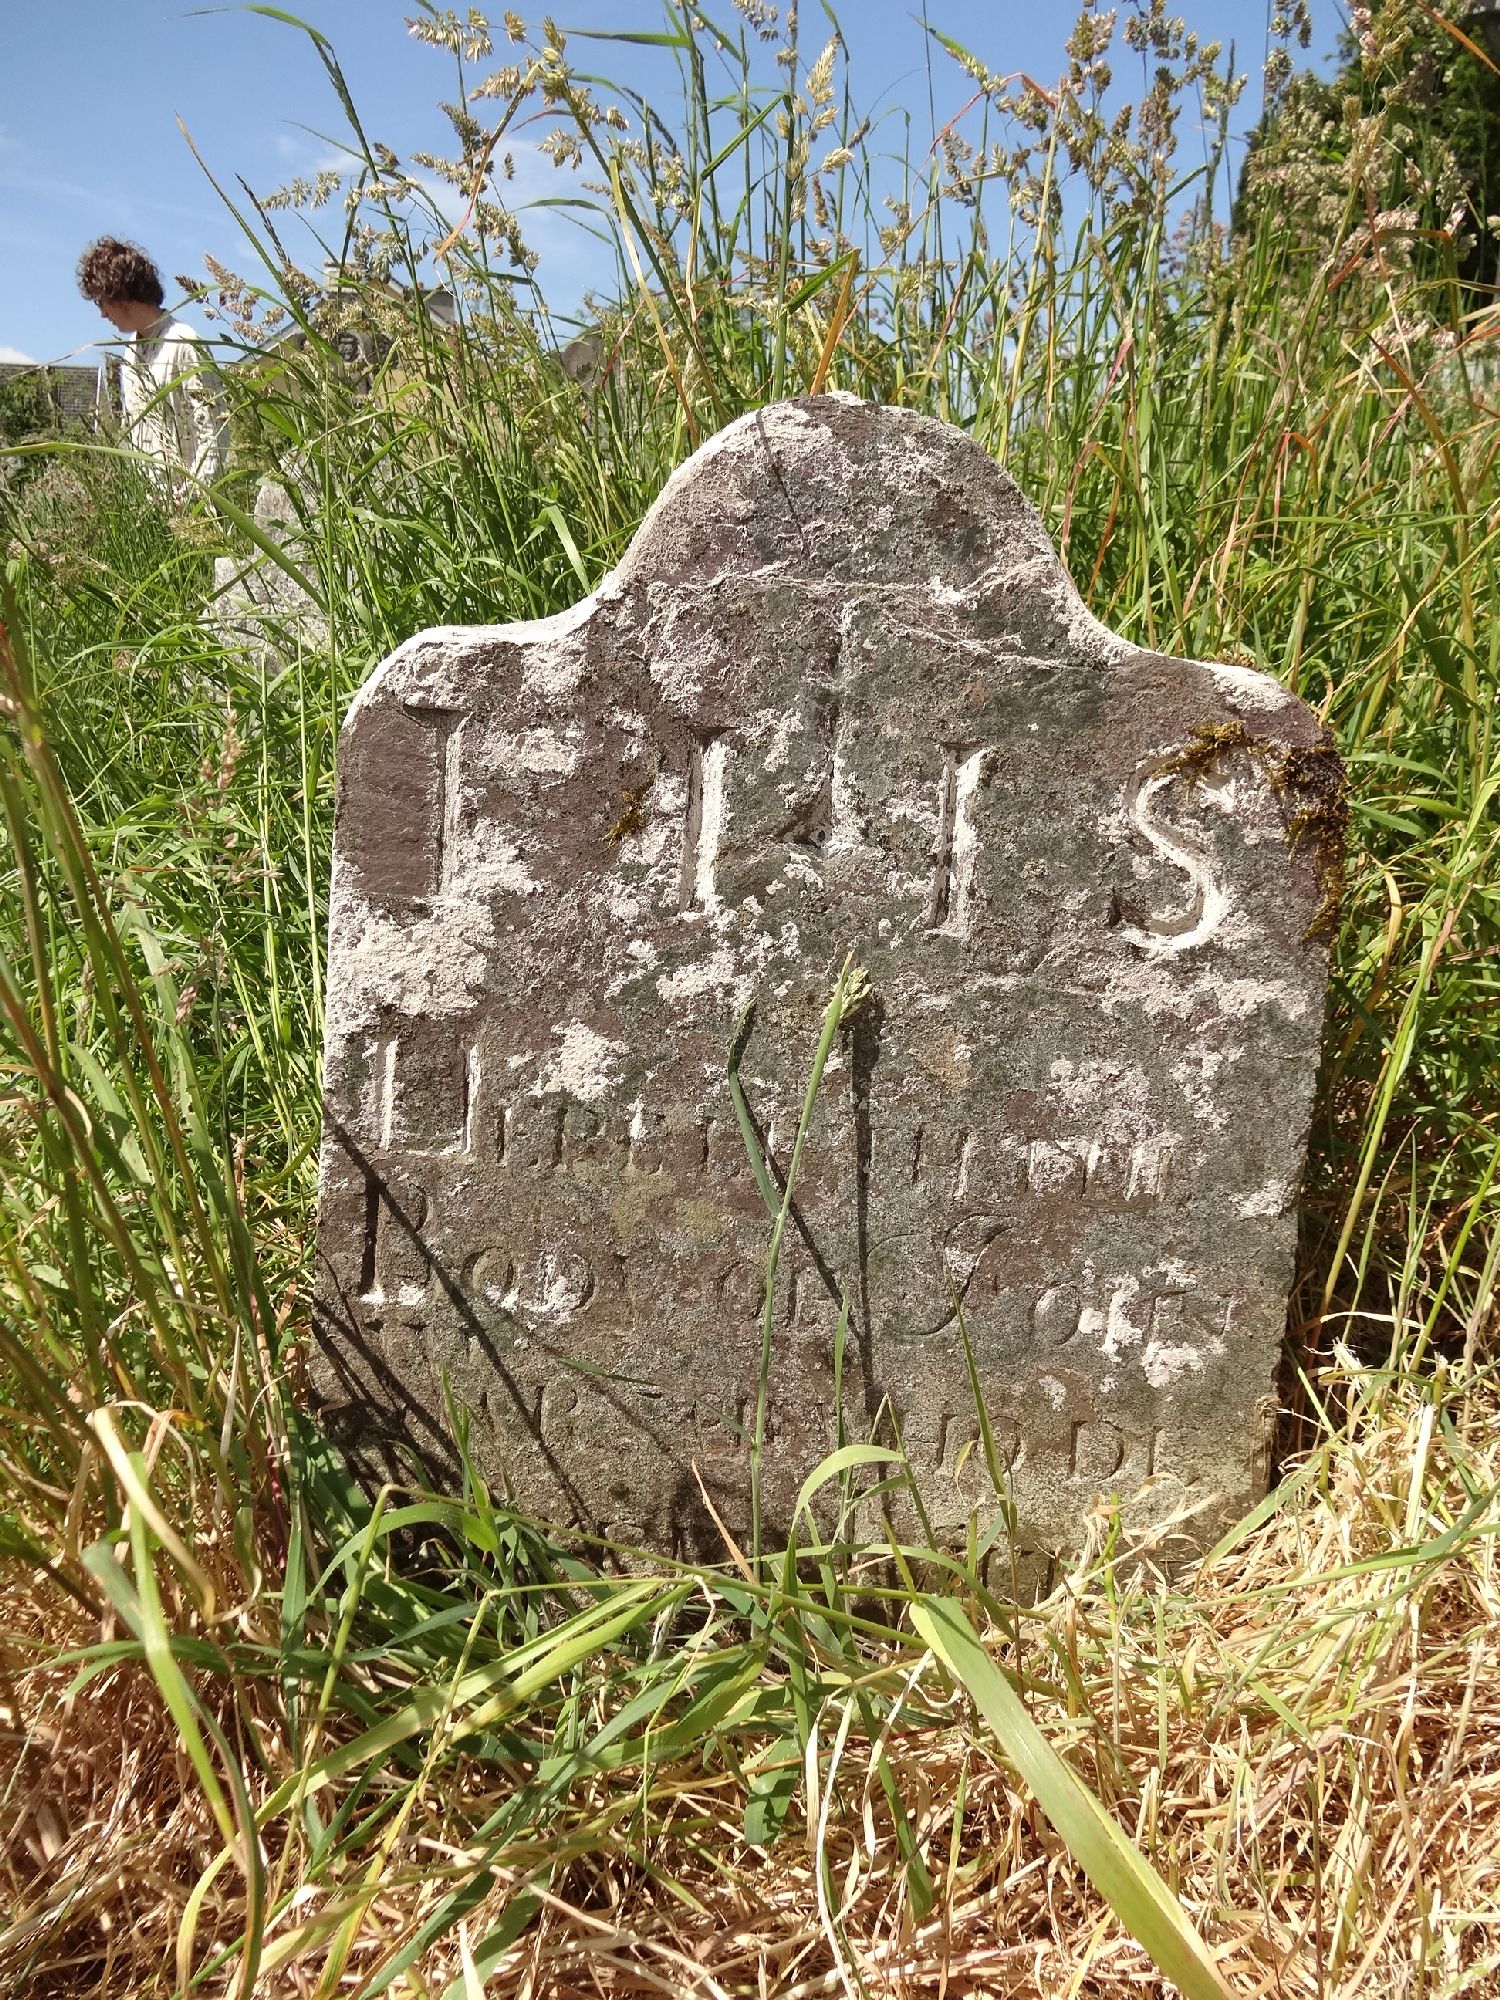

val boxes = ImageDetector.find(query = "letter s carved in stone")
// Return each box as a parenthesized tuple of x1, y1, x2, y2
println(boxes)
(1115, 753, 1235, 954)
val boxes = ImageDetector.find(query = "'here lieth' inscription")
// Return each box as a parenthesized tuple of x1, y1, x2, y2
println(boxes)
(313, 394, 1339, 1579)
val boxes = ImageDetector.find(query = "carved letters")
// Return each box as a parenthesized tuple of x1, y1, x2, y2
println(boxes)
(316, 397, 1336, 1569)
(928, 746, 990, 933)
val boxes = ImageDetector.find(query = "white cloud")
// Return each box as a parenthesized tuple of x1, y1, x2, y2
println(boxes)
(0, 345, 35, 364)
(0, 158, 217, 229)
(273, 133, 353, 175)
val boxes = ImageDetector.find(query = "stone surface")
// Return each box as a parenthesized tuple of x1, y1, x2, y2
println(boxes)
(313, 394, 1339, 1578)
(211, 473, 326, 662)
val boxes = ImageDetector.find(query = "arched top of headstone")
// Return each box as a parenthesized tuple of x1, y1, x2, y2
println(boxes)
(316, 394, 1342, 1575)
(616, 393, 1069, 601)
(348, 393, 1320, 733)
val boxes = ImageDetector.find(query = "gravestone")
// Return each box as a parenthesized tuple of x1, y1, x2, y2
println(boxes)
(212, 472, 326, 663)
(313, 394, 1341, 1580)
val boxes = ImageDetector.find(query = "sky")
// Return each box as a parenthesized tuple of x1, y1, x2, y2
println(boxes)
(1, 0, 1349, 368)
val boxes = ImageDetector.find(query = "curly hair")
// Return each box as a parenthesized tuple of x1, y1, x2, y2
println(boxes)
(76, 238, 165, 308)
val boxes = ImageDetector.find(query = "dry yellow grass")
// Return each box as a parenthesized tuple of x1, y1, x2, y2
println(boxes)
(4, 1348, 1497, 1998)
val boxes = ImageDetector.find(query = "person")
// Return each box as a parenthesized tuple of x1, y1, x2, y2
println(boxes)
(76, 236, 227, 502)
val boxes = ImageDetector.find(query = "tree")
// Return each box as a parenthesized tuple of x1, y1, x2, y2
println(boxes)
(0, 368, 58, 502)
(1234, 0, 1500, 310)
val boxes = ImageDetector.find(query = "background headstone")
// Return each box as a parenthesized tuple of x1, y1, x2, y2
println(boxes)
(211, 470, 327, 663)
(313, 394, 1340, 1579)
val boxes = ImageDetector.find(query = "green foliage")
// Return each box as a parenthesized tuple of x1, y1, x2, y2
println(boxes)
(1235, 0, 1500, 302)
(0, 369, 54, 449)
(0, 366, 111, 511)
(2, 5, 1499, 1994)
(0, 370, 65, 506)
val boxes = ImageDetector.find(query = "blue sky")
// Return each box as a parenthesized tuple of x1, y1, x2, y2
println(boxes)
(2, 1, 1348, 367)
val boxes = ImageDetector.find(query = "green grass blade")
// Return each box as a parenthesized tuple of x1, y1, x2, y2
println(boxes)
(911, 1595, 1232, 2000)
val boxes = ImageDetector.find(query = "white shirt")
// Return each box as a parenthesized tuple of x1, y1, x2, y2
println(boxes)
(121, 313, 227, 499)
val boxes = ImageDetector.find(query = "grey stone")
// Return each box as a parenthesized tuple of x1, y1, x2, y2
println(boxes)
(313, 394, 1340, 1578)
(211, 472, 326, 661)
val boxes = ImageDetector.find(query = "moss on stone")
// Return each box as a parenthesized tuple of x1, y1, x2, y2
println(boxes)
(1162, 717, 1348, 939)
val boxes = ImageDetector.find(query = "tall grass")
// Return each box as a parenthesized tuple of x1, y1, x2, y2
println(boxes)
(2, 1, 1498, 1993)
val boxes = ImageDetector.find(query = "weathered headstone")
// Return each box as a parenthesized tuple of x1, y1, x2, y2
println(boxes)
(313, 394, 1341, 1579)
(212, 472, 327, 664)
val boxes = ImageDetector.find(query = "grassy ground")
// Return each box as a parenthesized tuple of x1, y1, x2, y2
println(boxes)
(2, 3, 1499, 1993)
